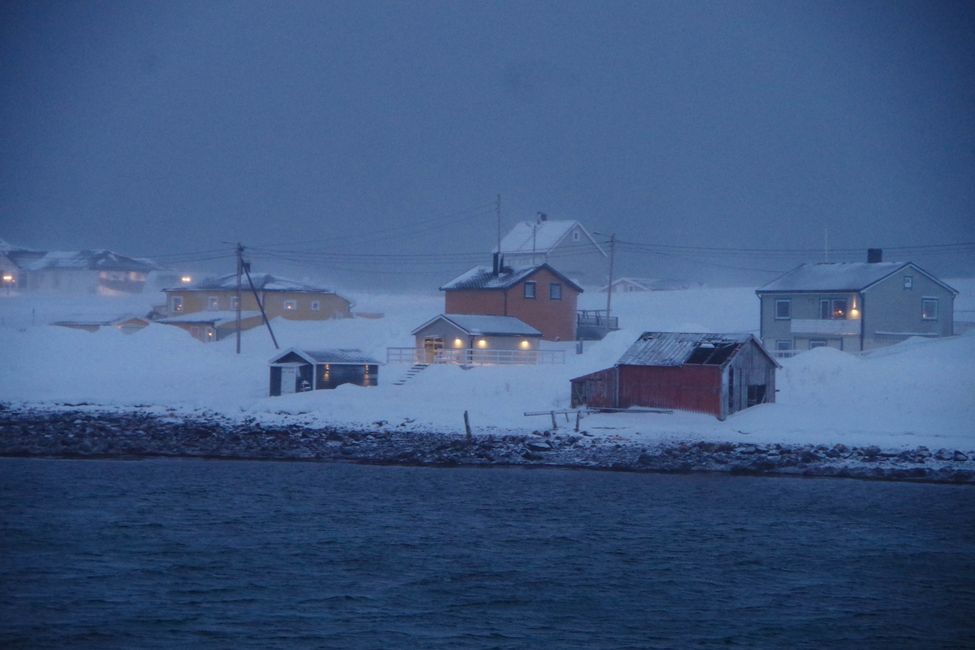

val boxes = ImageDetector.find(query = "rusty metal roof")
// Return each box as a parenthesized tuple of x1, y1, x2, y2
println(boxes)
(616, 332, 755, 367)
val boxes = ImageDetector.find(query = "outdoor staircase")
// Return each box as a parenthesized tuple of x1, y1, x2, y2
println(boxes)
(392, 363, 429, 386)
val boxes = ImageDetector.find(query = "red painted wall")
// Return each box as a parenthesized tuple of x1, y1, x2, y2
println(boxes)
(618, 365, 723, 418)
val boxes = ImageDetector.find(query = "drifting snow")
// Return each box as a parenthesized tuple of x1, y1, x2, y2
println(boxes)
(1, 283, 973, 468)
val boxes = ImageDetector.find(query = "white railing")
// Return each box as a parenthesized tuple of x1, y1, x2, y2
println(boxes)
(386, 347, 565, 365)
(790, 319, 861, 336)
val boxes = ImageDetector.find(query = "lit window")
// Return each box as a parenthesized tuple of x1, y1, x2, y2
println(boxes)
(904, 276, 913, 290)
(310, 300, 320, 311)
(819, 298, 847, 320)
(171, 296, 184, 313)
(922, 298, 938, 320)
(524, 282, 536, 299)
(775, 299, 791, 320)
(284, 299, 297, 311)
(549, 283, 562, 300)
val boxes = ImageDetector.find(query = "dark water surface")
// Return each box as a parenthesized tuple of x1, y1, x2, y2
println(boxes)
(1, 459, 973, 649)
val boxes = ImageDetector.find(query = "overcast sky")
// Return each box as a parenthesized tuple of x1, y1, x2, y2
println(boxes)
(1, 0, 973, 286)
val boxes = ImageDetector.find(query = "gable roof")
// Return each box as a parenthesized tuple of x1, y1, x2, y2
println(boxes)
(440, 263, 584, 293)
(617, 331, 779, 368)
(165, 273, 339, 294)
(493, 219, 606, 257)
(412, 314, 542, 337)
(756, 262, 957, 295)
(269, 348, 380, 366)
(26, 249, 160, 273)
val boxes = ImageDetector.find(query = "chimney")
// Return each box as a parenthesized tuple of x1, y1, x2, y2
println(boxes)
(492, 252, 500, 276)
(867, 248, 883, 263)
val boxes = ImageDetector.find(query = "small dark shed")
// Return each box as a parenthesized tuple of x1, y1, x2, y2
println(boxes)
(269, 348, 380, 396)
(570, 332, 779, 420)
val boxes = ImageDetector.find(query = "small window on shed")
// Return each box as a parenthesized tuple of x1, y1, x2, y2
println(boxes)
(524, 281, 537, 299)
(922, 298, 938, 320)
(775, 299, 791, 320)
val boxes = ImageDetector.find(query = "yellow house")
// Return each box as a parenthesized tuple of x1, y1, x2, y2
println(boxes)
(159, 273, 352, 341)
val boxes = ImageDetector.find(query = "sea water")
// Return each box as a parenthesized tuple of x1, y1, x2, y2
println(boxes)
(1, 458, 973, 649)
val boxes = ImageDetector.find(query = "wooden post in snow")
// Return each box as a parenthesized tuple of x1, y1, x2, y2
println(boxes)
(463, 410, 472, 446)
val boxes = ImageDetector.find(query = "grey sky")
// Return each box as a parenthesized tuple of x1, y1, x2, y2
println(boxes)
(2, 0, 973, 286)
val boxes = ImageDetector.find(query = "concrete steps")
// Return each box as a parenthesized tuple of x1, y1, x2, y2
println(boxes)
(392, 363, 429, 386)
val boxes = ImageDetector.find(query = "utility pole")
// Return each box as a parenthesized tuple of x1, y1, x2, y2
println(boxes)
(605, 233, 616, 323)
(496, 193, 502, 277)
(235, 242, 243, 354)
(824, 227, 830, 263)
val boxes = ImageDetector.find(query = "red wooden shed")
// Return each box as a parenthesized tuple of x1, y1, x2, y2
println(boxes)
(570, 332, 780, 420)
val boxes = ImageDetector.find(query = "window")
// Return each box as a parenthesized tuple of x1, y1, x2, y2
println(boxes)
(775, 299, 791, 320)
(549, 283, 562, 300)
(310, 300, 321, 311)
(819, 298, 847, 320)
(922, 298, 938, 320)
(775, 339, 792, 352)
(809, 339, 828, 349)
(572, 230, 581, 241)
(171, 296, 184, 313)
(230, 296, 239, 310)
(207, 296, 219, 311)
(524, 281, 536, 299)
(284, 299, 297, 311)
(903, 276, 914, 290)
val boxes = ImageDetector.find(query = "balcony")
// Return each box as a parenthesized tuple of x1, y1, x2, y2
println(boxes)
(790, 319, 861, 336)
(577, 309, 620, 341)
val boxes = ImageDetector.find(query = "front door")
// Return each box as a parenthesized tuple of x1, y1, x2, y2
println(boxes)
(423, 337, 444, 363)
(281, 366, 298, 394)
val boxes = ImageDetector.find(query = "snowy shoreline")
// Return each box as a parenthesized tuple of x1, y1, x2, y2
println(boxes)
(3, 404, 973, 484)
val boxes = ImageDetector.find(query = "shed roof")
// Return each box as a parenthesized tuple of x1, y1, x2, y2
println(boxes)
(412, 313, 542, 337)
(756, 262, 957, 294)
(440, 263, 583, 292)
(269, 348, 380, 365)
(492, 220, 606, 257)
(617, 331, 778, 368)
(166, 273, 338, 294)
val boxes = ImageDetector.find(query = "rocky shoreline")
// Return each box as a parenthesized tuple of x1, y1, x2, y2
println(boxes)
(1, 404, 973, 483)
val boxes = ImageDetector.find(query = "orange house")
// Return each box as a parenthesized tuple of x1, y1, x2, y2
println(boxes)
(440, 263, 583, 341)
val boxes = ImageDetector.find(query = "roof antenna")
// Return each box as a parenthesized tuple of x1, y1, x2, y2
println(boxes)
(824, 226, 829, 263)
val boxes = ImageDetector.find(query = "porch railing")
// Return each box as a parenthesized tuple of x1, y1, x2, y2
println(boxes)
(576, 309, 619, 330)
(386, 347, 565, 365)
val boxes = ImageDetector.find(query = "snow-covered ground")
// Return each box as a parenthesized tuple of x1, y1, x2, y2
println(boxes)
(1, 280, 973, 452)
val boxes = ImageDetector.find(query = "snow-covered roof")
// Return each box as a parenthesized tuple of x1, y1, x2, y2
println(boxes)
(757, 262, 957, 294)
(604, 277, 690, 292)
(156, 311, 261, 326)
(25, 250, 159, 273)
(412, 314, 542, 337)
(616, 331, 776, 368)
(167, 273, 337, 294)
(270, 348, 380, 366)
(493, 219, 606, 257)
(440, 264, 583, 292)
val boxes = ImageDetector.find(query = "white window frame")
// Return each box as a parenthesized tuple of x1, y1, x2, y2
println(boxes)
(283, 299, 298, 311)
(207, 296, 220, 311)
(171, 296, 184, 313)
(310, 300, 321, 312)
(524, 281, 537, 299)
(921, 298, 938, 320)
(774, 299, 791, 320)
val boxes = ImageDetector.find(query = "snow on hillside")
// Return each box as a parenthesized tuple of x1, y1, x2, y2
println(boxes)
(0, 283, 972, 452)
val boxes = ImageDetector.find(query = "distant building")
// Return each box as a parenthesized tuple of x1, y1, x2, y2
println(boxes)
(602, 277, 690, 293)
(756, 252, 958, 354)
(23, 249, 157, 294)
(269, 348, 380, 396)
(494, 217, 606, 286)
(50, 315, 150, 334)
(156, 311, 265, 343)
(570, 332, 779, 420)
(0, 239, 45, 292)
(161, 273, 352, 322)
(440, 263, 583, 341)
(410, 313, 544, 364)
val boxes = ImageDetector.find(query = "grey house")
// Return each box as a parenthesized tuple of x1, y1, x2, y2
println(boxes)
(756, 255, 957, 354)
(494, 217, 606, 286)
(269, 348, 380, 396)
